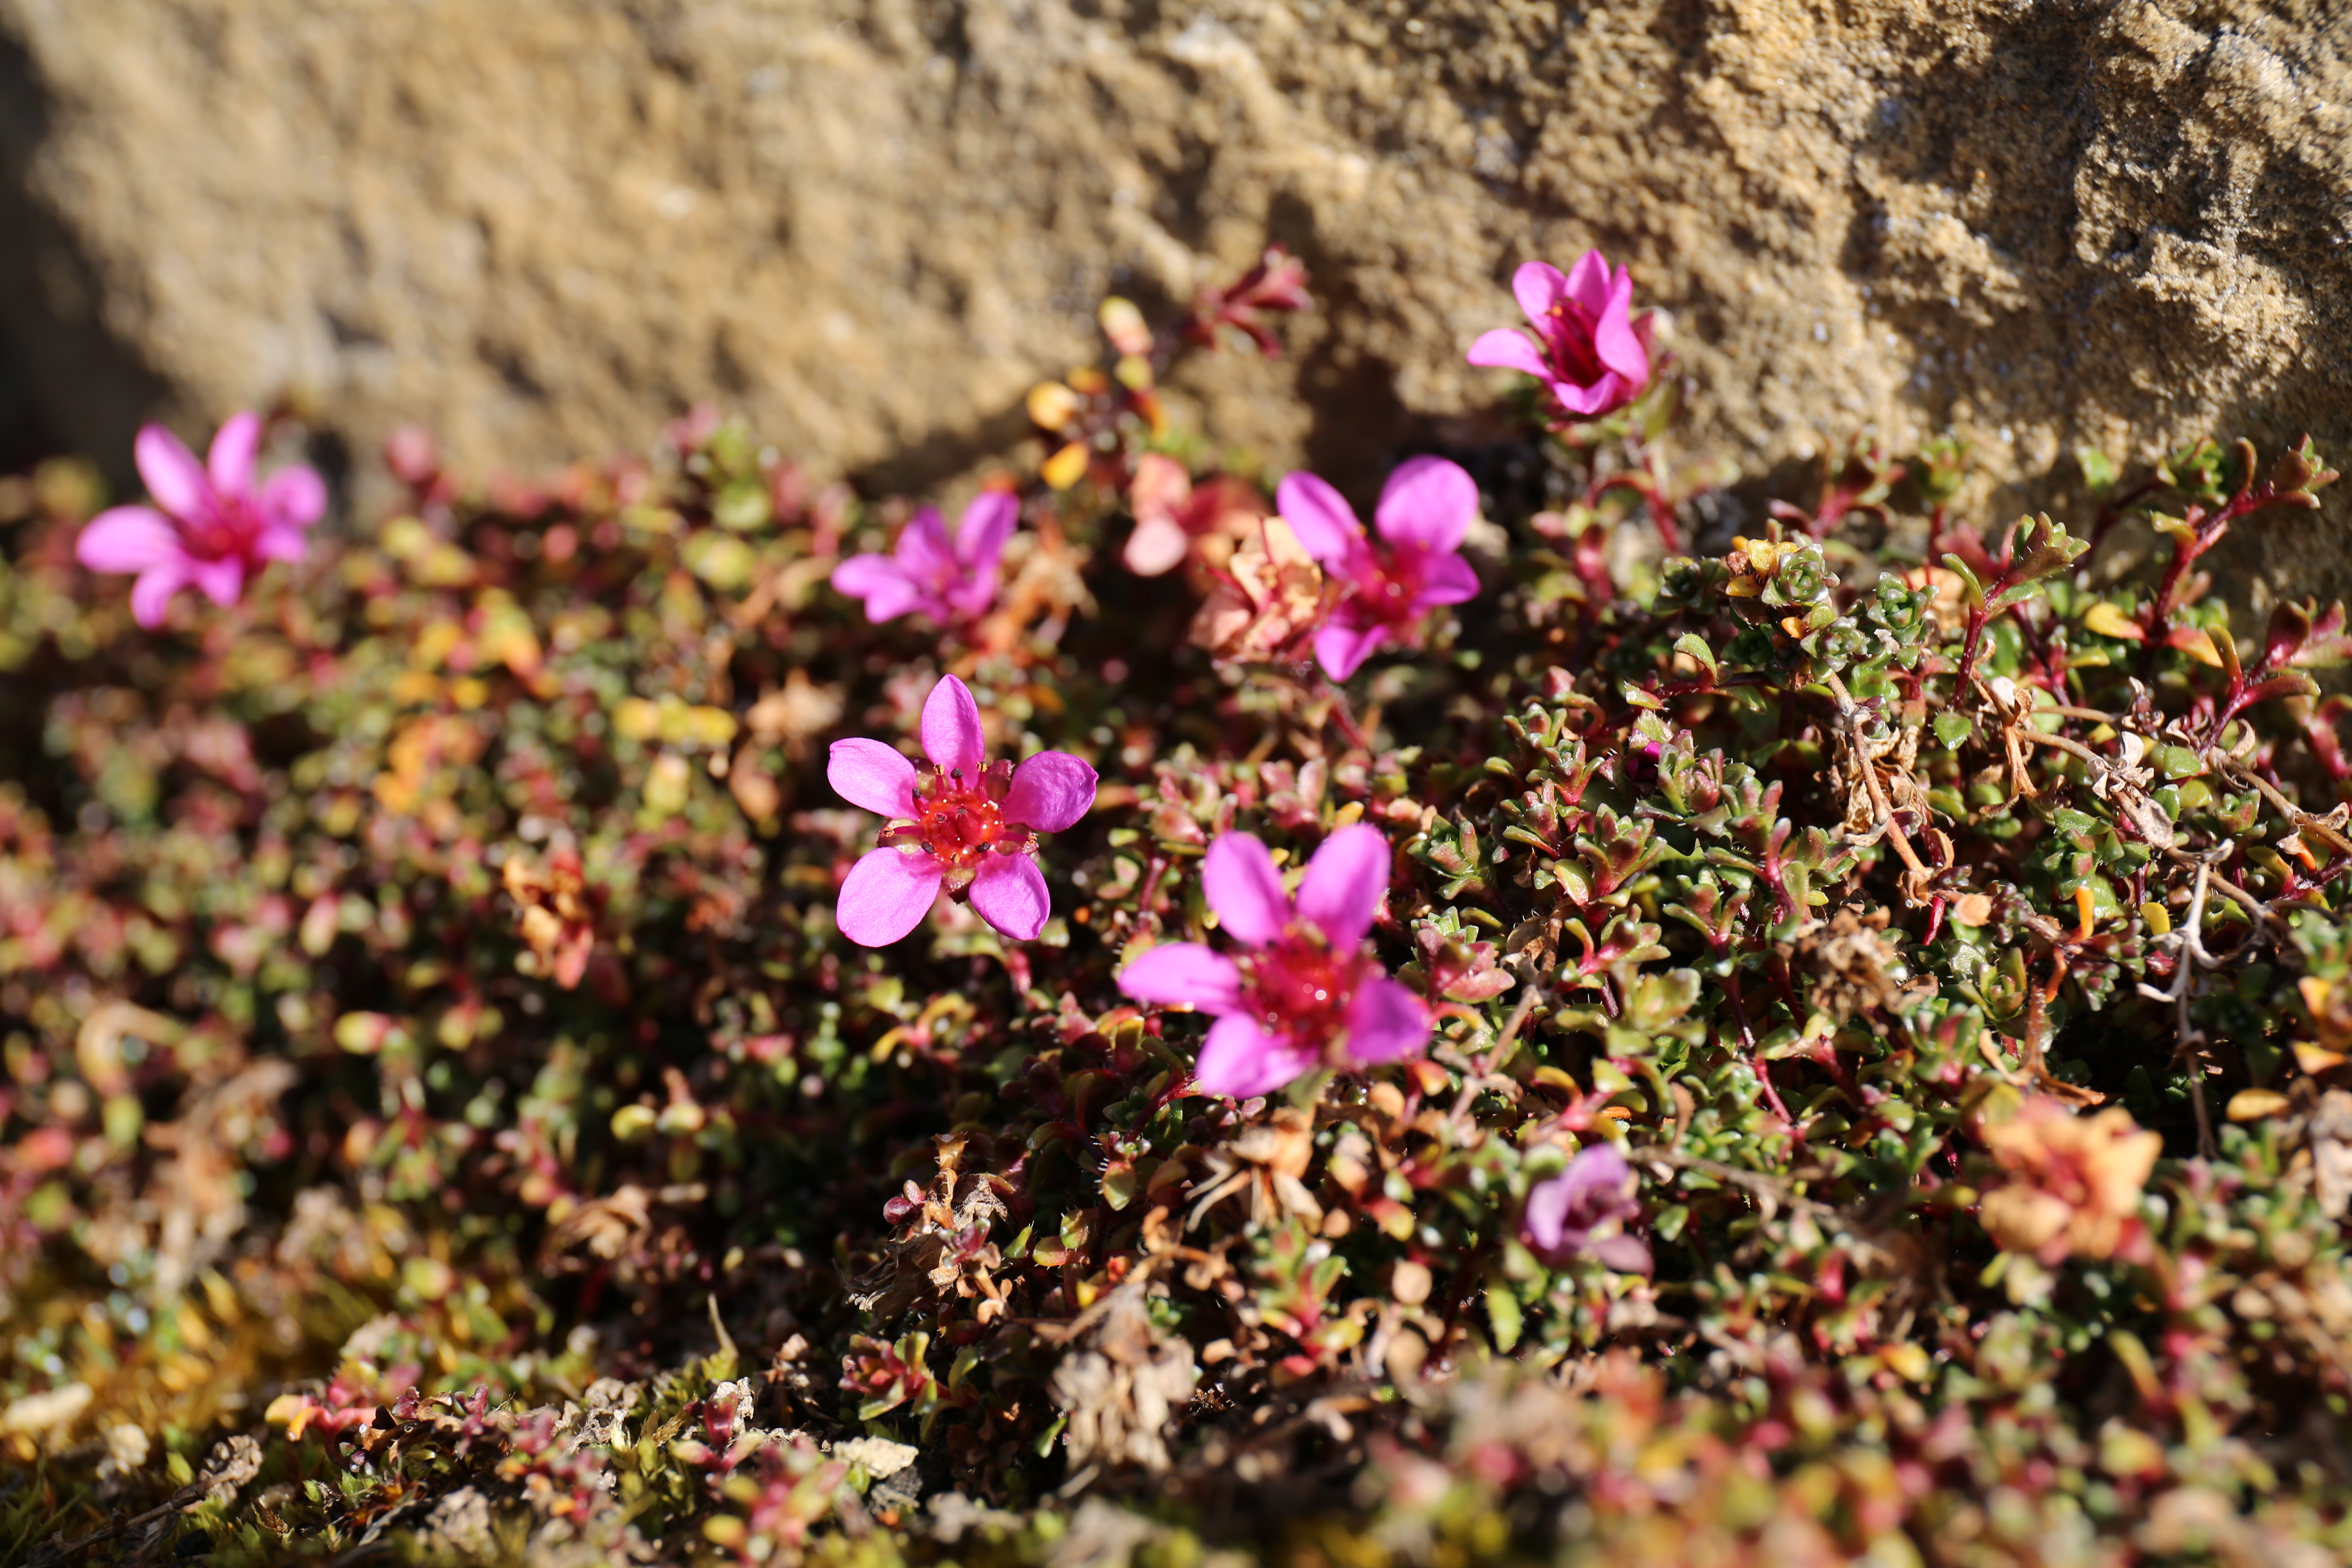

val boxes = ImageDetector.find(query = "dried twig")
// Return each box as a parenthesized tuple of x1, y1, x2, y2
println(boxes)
(2134, 852, 2230, 1159)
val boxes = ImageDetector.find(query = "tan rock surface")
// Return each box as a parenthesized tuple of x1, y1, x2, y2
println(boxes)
(1, 0, 2347, 574)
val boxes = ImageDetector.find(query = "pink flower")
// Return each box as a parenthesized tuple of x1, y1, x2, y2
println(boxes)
(1118, 825, 1430, 1098)
(1521, 1144, 1653, 1275)
(827, 675, 1096, 946)
(1276, 457, 1481, 680)
(831, 492, 1017, 626)
(76, 413, 327, 627)
(1467, 252, 1655, 422)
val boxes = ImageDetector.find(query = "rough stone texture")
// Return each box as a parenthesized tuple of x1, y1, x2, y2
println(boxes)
(1, 0, 2348, 574)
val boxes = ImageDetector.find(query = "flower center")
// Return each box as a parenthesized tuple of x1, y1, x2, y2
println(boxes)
(1243, 925, 1371, 1045)
(1353, 547, 1428, 629)
(883, 760, 1031, 887)
(181, 494, 263, 565)
(916, 780, 1007, 866)
(1542, 301, 1607, 387)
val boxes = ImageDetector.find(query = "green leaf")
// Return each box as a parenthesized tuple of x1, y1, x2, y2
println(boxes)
(1987, 514, 2087, 614)
(1485, 1270, 1522, 1352)
(1941, 555, 1986, 611)
(1933, 712, 1972, 749)
(713, 479, 773, 532)
(2076, 446, 2118, 496)
(2156, 746, 2203, 780)
(1673, 633, 1719, 679)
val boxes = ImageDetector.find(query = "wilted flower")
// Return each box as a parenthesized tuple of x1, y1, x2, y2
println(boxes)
(503, 849, 607, 993)
(1976, 1096, 2160, 1262)
(1467, 252, 1655, 422)
(828, 675, 1096, 945)
(1521, 1143, 1653, 1275)
(77, 413, 327, 626)
(1187, 517, 1327, 664)
(1123, 454, 1264, 577)
(1118, 825, 1429, 1097)
(831, 491, 1017, 626)
(1050, 1280, 1200, 1472)
(1278, 457, 1481, 679)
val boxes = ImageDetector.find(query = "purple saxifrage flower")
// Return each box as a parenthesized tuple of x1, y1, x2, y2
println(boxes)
(1276, 457, 1481, 681)
(1466, 252, 1655, 423)
(1118, 825, 1431, 1098)
(827, 674, 1096, 946)
(77, 413, 327, 628)
(831, 491, 1018, 626)
(1521, 1143, 1653, 1275)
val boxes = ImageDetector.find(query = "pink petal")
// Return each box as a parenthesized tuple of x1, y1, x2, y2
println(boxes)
(920, 674, 988, 777)
(129, 565, 192, 628)
(254, 524, 311, 564)
(1521, 1174, 1570, 1252)
(1117, 942, 1243, 1013)
(1123, 517, 1191, 577)
(191, 556, 245, 606)
(955, 490, 1019, 568)
(134, 424, 209, 522)
(943, 559, 1002, 621)
(208, 411, 264, 497)
(1314, 619, 1390, 681)
(1374, 456, 1478, 553)
(1201, 832, 1291, 947)
(1510, 260, 1572, 324)
(1340, 976, 1430, 1066)
(260, 463, 327, 528)
(832, 553, 905, 595)
(1272, 470, 1364, 569)
(1193, 1013, 1316, 1099)
(1465, 329, 1553, 379)
(1557, 1142, 1634, 1208)
(832, 555, 925, 623)
(837, 848, 944, 946)
(892, 508, 956, 584)
(1590, 266, 1650, 390)
(77, 506, 187, 573)
(1551, 371, 1627, 418)
(1591, 1233, 1655, 1275)
(1003, 750, 1097, 833)
(828, 738, 919, 818)
(1411, 552, 1481, 609)
(1296, 823, 1391, 948)
(968, 852, 1049, 941)
(1563, 250, 1614, 316)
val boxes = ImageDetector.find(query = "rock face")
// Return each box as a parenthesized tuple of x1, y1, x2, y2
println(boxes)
(2, 0, 2348, 566)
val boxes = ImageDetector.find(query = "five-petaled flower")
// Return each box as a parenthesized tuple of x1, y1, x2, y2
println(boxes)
(831, 491, 1018, 627)
(76, 413, 327, 627)
(828, 675, 1096, 946)
(1521, 1143, 1654, 1275)
(1118, 825, 1430, 1098)
(1467, 252, 1655, 423)
(1278, 457, 1481, 680)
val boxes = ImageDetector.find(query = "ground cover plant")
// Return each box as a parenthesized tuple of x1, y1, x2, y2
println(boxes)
(2, 245, 2352, 1566)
